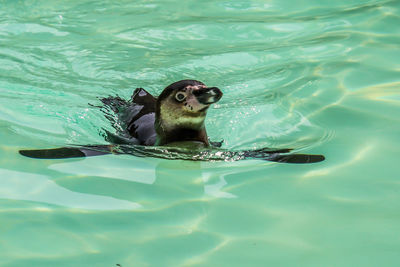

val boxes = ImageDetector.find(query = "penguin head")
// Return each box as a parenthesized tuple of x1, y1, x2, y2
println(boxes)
(155, 80, 223, 145)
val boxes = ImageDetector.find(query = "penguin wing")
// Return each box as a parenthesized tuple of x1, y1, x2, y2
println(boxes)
(265, 153, 325, 163)
(240, 147, 324, 163)
(19, 145, 114, 159)
(19, 144, 324, 163)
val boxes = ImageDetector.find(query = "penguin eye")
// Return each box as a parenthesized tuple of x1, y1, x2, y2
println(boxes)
(175, 92, 186, 102)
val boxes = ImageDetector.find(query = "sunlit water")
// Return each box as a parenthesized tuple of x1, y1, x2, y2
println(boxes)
(1, 0, 400, 266)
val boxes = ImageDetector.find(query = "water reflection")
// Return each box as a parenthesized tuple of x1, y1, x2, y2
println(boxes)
(0, 169, 140, 210)
(46, 155, 248, 205)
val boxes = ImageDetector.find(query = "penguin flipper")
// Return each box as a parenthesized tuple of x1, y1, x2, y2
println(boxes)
(19, 145, 114, 159)
(19, 144, 325, 163)
(240, 147, 324, 163)
(264, 153, 325, 164)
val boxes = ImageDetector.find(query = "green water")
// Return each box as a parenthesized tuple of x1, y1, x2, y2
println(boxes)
(1, 0, 400, 266)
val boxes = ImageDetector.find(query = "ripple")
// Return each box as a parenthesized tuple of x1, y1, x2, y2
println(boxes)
(1, 0, 400, 265)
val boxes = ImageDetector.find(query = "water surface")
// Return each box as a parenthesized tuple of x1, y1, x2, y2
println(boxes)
(1, 0, 400, 266)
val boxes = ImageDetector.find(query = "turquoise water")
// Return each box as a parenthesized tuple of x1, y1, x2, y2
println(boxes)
(1, 0, 400, 266)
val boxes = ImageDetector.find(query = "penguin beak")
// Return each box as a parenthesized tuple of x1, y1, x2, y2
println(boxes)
(193, 87, 223, 105)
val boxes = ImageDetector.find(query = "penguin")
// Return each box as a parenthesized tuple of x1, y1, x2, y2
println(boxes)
(99, 79, 223, 148)
(19, 80, 325, 163)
